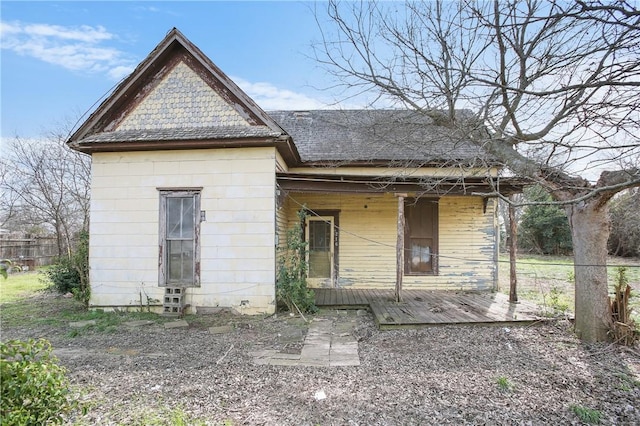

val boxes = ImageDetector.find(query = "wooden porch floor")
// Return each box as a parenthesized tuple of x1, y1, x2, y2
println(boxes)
(314, 288, 542, 329)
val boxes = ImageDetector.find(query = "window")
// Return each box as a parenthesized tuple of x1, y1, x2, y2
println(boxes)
(159, 190, 201, 287)
(405, 198, 438, 274)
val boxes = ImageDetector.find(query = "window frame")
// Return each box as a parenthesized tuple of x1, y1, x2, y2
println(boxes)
(158, 189, 202, 287)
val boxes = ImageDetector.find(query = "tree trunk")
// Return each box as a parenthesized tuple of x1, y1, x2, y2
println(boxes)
(54, 220, 65, 258)
(565, 199, 613, 342)
(396, 194, 406, 303)
(508, 198, 518, 303)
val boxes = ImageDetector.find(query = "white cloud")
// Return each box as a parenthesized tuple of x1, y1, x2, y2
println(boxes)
(108, 65, 136, 80)
(233, 77, 329, 110)
(0, 21, 135, 80)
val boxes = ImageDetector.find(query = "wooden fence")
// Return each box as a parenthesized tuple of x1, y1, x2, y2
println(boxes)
(0, 236, 58, 270)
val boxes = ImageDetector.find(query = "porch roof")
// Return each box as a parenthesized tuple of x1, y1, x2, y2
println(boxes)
(277, 172, 526, 196)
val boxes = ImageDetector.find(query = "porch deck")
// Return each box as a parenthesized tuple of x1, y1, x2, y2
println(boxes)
(313, 288, 543, 329)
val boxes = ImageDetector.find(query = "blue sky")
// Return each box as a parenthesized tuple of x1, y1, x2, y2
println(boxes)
(1, 1, 341, 141)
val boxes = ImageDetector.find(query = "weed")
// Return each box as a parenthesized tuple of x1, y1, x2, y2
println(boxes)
(549, 286, 570, 313)
(570, 404, 601, 424)
(537, 285, 570, 318)
(613, 371, 640, 391)
(496, 376, 513, 392)
(122, 405, 207, 426)
(139, 288, 160, 313)
(61, 310, 160, 336)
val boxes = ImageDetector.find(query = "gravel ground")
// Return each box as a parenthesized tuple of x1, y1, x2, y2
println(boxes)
(3, 299, 640, 425)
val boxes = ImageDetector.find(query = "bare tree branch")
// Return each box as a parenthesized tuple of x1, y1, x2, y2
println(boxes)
(0, 132, 91, 256)
(315, 0, 640, 342)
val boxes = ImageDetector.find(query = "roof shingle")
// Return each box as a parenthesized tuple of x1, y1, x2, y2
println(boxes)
(268, 110, 489, 165)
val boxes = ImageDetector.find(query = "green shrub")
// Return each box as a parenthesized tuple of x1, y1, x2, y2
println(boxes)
(1, 339, 81, 425)
(43, 257, 81, 294)
(42, 231, 90, 308)
(276, 210, 317, 314)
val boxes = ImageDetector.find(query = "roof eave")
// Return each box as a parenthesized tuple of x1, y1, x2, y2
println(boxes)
(296, 159, 503, 168)
(71, 135, 301, 165)
(277, 172, 527, 195)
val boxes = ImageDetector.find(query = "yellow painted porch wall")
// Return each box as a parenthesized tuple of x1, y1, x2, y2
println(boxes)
(284, 192, 498, 290)
(89, 147, 277, 314)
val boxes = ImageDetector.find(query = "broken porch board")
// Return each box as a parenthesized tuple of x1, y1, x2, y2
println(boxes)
(314, 288, 545, 328)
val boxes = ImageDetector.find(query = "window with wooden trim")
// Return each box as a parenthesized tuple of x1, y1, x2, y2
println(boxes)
(159, 190, 201, 287)
(405, 198, 438, 274)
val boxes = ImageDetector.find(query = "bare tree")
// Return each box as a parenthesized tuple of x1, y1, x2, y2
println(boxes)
(315, 0, 640, 342)
(0, 130, 91, 257)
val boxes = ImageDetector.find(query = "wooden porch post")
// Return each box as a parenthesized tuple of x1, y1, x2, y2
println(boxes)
(508, 195, 518, 303)
(396, 194, 407, 303)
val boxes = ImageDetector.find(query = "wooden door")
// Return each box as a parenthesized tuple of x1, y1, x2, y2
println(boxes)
(306, 216, 335, 287)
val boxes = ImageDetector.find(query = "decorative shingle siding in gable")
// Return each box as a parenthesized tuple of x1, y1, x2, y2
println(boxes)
(117, 61, 251, 131)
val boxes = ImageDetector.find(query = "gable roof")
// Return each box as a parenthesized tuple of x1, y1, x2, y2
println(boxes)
(67, 28, 300, 164)
(268, 110, 492, 166)
(68, 28, 493, 169)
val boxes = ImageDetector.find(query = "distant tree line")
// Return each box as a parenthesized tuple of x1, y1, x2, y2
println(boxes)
(511, 186, 639, 258)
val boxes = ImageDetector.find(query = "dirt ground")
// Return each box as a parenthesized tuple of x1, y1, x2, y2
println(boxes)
(2, 293, 639, 426)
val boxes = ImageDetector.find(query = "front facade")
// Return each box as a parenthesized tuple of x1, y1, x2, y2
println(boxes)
(69, 29, 518, 315)
(280, 192, 498, 291)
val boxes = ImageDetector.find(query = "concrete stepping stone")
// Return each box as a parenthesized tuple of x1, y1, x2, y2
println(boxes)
(69, 320, 96, 328)
(164, 320, 189, 329)
(123, 320, 155, 327)
(251, 315, 361, 367)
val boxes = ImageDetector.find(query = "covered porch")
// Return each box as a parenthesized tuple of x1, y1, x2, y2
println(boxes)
(314, 288, 542, 329)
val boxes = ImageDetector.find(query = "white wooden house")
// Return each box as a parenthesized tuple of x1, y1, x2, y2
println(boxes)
(68, 29, 521, 315)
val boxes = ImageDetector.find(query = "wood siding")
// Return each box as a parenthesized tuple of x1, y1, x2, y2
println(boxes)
(89, 147, 278, 314)
(284, 192, 498, 291)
